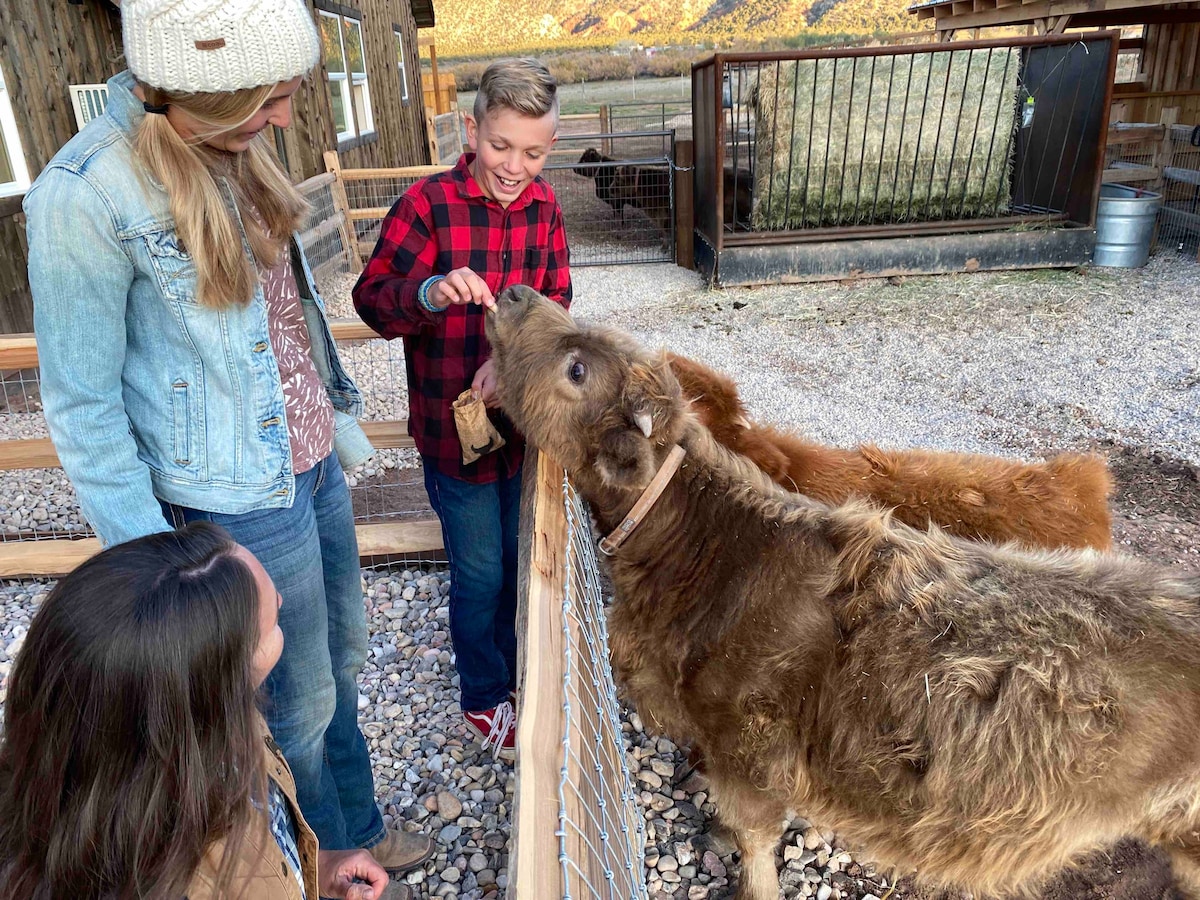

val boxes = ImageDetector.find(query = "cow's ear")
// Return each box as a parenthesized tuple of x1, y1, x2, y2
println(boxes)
(623, 352, 683, 442)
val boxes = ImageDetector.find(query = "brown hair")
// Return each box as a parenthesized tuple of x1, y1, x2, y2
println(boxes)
(0, 522, 268, 898)
(135, 82, 308, 309)
(473, 57, 559, 126)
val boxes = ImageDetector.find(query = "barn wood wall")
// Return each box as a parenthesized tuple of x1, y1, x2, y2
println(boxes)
(1117, 21, 1200, 124)
(283, 0, 431, 181)
(0, 0, 430, 332)
(0, 0, 123, 334)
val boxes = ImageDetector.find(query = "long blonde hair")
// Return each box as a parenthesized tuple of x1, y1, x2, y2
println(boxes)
(135, 83, 308, 309)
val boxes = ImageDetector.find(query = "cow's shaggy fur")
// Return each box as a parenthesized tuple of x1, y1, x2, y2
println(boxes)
(667, 352, 1114, 551)
(486, 286, 1200, 900)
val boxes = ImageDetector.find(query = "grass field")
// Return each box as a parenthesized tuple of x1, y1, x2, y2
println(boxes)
(458, 74, 691, 117)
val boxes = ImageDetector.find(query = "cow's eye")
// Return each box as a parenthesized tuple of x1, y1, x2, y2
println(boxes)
(568, 360, 586, 384)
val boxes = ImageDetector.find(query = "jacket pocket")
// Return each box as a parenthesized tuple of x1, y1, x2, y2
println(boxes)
(171, 380, 191, 464)
(146, 231, 199, 303)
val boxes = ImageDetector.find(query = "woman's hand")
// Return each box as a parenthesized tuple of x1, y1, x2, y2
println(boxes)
(430, 267, 495, 310)
(317, 848, 391, 900)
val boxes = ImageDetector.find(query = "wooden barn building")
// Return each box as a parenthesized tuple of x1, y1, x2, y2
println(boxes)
(909, 0, 1200, 123)
(0, 0, 436, 332)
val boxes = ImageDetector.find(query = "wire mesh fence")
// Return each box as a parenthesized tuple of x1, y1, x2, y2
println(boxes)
(709, 37, 1112, 234)
(607, 101, 692, 140)
(514, 452, 648, 900)
(545, 131, 676, 266)
(1158, 124, 1200, 257)
(1103, 122, 1200, 258)
(434, 110, 465, 164)
(297, 172, 355, 295)
(0, 325, 426, 549)
(341, 171, 441, 261)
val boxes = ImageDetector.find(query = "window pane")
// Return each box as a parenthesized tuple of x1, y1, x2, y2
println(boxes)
(330, 78, 349, 135)
(320, 13, 345, 74)
(0, 129, 14, 185)
(353, 79, 373, 133)
(395, 31, 409, 102)
(345, 18, 366, 77)
(0, 78, 17, 185)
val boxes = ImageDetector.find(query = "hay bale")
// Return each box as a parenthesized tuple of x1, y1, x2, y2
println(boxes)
(752, 48, 1020, 229)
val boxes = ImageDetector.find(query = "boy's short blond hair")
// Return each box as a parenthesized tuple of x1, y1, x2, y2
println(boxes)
(473, 58, 559, 127)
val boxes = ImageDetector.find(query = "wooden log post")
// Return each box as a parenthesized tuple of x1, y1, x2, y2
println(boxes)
(599, 104, 611, 156)
(322, 150, 364, 272)
(511, 446, 567, 899)
(428, 40, 444, 115)
(674, 139, 695, 271)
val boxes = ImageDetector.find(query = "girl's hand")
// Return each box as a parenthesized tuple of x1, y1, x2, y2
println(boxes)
(317, 848, 391, 900)
(431, 267, 495, 309)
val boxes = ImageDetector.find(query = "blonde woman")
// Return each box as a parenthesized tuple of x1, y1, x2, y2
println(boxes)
(23, 0, 432, 884)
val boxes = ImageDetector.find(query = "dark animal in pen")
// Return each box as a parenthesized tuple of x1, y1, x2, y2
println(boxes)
(574, 148, 624, 215)
(487, 285, 1200, 900)
(575, 147, 754, 237)
(666, 352, 1113, 551)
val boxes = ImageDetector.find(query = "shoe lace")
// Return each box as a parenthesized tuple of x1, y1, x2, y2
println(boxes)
(480, 700, 515, 751)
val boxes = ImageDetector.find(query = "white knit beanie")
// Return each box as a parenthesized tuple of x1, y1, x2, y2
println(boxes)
(123, 0, 321, 93)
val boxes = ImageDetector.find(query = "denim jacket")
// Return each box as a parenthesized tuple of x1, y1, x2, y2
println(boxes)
(24, 71, 373, 547)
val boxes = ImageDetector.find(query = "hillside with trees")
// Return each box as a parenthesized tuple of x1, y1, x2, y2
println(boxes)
(432, 0, 925, 57)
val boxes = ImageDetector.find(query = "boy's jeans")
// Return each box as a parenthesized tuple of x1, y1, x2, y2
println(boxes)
(164, 453, 385, 850)
(422, 459, 522, 713)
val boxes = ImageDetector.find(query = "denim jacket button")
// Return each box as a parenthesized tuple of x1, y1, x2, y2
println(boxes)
(253, 341, 268, 352)
(261, 416, 281, 427)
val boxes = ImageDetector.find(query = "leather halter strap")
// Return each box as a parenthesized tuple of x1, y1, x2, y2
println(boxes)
(598, 444, 686, 556)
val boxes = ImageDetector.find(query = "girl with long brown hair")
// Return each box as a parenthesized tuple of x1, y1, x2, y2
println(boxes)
(0, 523, 389, 899)
(22, 0, 432, 879)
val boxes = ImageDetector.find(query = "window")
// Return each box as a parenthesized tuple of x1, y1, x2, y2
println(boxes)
(1115, 25, 1144, 86)
(1115, 49, 1142, 84)
(0, 67, 31, 197)
(319, 9, 374, 142)
(394, 27, 410, 106)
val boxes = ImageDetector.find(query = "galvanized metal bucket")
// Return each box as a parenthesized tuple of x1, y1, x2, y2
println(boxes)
(1094, 183, 1162, 268)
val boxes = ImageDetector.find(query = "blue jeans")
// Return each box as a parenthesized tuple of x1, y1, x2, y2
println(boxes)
(164, 453, 385, 851)
(423, 460, 522, 713)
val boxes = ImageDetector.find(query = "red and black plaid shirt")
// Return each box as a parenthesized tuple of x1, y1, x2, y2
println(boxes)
(353, 154, 572, 483)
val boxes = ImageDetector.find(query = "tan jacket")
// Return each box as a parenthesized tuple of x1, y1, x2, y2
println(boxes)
(185, 724, 319, 900)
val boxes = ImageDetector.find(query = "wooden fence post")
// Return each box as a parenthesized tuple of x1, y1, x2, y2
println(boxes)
(674, 139, 695, 271)
(599, 104, 611, 156)
(322, 150, 363, 272)
(425, 109, 438, 166)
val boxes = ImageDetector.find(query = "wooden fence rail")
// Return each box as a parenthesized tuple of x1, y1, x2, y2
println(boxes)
(0, 319, 442, 578)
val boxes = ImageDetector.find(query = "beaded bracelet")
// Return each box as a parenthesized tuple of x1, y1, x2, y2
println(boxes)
(418, 275, 447, 313)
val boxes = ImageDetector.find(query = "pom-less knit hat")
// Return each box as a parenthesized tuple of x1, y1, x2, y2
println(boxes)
(123, 0, 321, 93)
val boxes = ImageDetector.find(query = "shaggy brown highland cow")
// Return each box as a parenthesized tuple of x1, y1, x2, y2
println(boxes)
(667, 352, 1113, 551)
(486, 285, 1200, 900)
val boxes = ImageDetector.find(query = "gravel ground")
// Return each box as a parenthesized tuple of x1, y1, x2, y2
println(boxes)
(2, 253, 1198, 899)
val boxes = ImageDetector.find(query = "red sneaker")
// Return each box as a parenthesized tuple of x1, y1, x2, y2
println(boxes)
(464, 700, 516, 762)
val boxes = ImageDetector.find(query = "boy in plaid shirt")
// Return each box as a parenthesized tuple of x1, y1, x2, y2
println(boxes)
(353, 58, 571, 761)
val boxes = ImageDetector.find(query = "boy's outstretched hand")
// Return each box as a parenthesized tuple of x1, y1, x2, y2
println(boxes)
(431, 267, 496, 309)
(318, 848, 391, 900)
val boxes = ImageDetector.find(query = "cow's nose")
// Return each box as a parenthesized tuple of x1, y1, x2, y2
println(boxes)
(498, 284, 540, 307)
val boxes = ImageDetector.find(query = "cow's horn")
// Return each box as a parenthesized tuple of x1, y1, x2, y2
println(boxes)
(635, 411, 653, 439)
